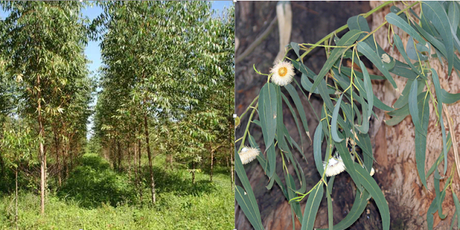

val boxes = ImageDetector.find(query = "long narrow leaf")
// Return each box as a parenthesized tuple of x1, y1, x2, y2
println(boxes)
(301, 183, 324, 230)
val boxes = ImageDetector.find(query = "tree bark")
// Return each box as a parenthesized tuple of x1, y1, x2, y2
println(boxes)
(209, 143, 214, 182)
(117, 140, 122, 172)
(137, 135, 143, 201)
(144, 114, 156, 204)
(192, 161, 196, 184)
(15, 167, 18, 230)
(127, 140, 132, 178)
(53, 129, 61, 187)
(37, 74, 46, 215)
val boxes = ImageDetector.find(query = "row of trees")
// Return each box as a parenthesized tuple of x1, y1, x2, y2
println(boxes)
(0, 1, 93, 214)
(92, 1, 234, 204)
(0, 1, 234, 216)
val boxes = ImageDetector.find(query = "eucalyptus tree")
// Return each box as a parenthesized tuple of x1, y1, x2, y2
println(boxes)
(95, 1, 217, 204)
(1, 1, 90, 214)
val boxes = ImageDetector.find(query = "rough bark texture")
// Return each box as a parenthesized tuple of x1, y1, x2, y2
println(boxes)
(370, 2, 460, 229)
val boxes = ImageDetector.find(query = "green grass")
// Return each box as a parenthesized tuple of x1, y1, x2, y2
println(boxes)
(0, 154, 234, 230)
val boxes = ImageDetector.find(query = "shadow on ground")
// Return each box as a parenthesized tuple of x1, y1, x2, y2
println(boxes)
(58, 153, 218, 208)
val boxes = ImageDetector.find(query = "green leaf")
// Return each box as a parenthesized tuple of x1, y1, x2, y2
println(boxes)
(408, 79, 424, 135)
(326, 179, 333, 230)
(393, 79, 414, 109)
(285, 84, 310, 137)
(415, 91, 430, 189)
(440, 89, 460, 104)
(291, 42, 301, 58)
(431, 69, 448, 175)
(358, 60, 373, 119)
(422, 1, 454, 75)
(311, 30, 363, 93)
(281, 93, 305, 154)
(235, 152, 264, 230)
(301, 183, 324, 230)
(373, 94, 394, 111)
(393, 35, 423, 76)
(313, 122, 324, 176)
(390, 60, 418, 80)
(386, 12, 426, 45)
(318, 190, 370, 230)
(286, 173, 303, 223)
(266, 145, 277, 190)
(251, 140, 289, 199)
(406, 36, 428, 61)
(453, 192, 460, 228)
(448, 2, 460, 34)
(355, 164, 390, 230)
(357, 42, 397, 88)
(335, 140, 360, 190)
(235, 186, 264, 230)
(259, 83, 277, 149)
(331, 94, 344, 143)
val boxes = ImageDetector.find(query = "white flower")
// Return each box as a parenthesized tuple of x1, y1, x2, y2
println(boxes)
(370, 167, 375, 176)
(239, 147, 259, 165)
(270, 61, 295, 86)
(323, 155, 346, 177)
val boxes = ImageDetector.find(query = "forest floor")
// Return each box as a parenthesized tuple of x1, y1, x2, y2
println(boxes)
(0, 154, 234, 230)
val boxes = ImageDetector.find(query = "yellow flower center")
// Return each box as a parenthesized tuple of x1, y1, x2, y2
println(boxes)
(278, 67, 288, 77)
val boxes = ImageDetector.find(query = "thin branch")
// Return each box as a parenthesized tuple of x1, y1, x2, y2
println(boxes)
(235, 16, 278, 64)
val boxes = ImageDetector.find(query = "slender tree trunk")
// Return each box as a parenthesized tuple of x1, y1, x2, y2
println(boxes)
(37, 74, 46, 215)
(117, 140, 122, 172)
(144, 114, 156, 204)
(209, 143, 214, 182)
(0, 152, 5, 178)
(128, 141, 132, 179)
(192, 161, 196, 184)
(15, 167, 18, 230)
(54, 129, 61, 187)
(111, 139, 116, 170)
(230, 144, 234, 190)
(137, 135, 143, 201)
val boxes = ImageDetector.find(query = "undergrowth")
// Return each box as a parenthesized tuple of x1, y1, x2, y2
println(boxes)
(0, 153, 233, 230)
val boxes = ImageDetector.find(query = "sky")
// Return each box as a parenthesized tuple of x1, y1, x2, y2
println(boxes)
(0, 1, 233, 139)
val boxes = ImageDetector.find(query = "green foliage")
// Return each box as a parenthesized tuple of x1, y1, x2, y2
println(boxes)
(58, 153, 136, 208)
(236, 1, 460, 229)
(0, 156, 233, 229)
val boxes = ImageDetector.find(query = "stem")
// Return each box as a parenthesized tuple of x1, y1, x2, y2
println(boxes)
(238, 95, 259, 120)
(237, 102, 258, 152)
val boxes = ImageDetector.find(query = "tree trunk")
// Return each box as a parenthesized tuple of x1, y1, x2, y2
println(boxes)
(111, 139, 117, 170)
(137, 135, 143, 201)
(54, 129, 61, 187)
(15, 167, 18, 230)
(37, 74, 46, 215)
(0, 151, 5, 179)
(144, 114, 156, 204)
(192, 161, 196, 184)
(127, 141, 132, 179)
(209, 143, 214, 182)
(117, 140, 122, 172)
